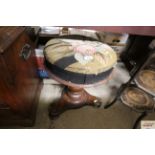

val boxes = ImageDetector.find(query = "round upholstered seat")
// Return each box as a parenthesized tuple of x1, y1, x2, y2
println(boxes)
(44, 38, 117, 85)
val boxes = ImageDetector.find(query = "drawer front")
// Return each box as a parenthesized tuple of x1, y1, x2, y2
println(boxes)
(0, 56, 16, 110)
(2, 31, 40, 113)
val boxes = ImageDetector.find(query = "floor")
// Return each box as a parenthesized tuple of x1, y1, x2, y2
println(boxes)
(31, 62, 155, 129)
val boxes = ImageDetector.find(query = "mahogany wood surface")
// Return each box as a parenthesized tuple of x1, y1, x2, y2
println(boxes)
(68, 26, 155, 36)
(0, 26, 25, 53)
(49, 86, 101, 118)
(0, 27, 41, 127)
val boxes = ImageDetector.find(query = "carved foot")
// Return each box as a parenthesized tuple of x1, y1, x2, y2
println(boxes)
(49, 86, 102, 119)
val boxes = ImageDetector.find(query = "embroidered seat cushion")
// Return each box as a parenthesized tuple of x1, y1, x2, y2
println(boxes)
(44, 38, 117, 85)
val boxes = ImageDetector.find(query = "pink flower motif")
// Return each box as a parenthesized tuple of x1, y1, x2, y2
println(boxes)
(73, 44, 95, 55)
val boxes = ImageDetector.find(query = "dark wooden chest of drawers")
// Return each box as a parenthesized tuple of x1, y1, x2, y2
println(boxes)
(0, 27, 41, 126)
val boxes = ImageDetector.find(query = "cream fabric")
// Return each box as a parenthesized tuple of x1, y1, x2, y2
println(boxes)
(44, 38, 117, 75)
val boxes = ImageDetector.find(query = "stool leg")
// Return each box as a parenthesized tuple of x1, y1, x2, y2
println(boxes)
(49, 86, 102, 119)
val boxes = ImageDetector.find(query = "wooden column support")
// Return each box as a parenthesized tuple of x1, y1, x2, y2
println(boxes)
(49, 86, 101, 119)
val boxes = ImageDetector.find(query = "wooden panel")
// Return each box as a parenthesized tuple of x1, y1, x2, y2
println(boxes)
(0, 26, 25, 53)
(68, 26, 155, 36)
(0, 27, 41, 126)
(2, 32, 39, 114)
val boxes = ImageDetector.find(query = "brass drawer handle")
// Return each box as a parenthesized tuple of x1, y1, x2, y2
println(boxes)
(20, 44, 32, 60)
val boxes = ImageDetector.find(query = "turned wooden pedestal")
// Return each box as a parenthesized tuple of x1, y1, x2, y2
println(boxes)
(46, 68, 112, 119)
(49, 86, 101, 118)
